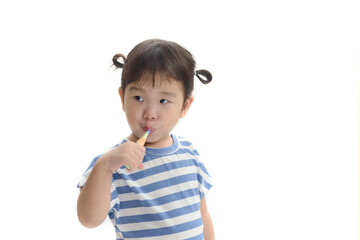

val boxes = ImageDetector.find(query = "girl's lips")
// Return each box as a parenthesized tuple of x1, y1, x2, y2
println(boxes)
(144, 127, 155, 133)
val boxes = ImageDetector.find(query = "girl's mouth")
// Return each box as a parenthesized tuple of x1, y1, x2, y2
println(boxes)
(144, 127, 155, 133)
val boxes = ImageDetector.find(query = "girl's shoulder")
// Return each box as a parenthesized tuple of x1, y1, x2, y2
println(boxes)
(175, 135, 200, 156)
(177, 135, 193, 146)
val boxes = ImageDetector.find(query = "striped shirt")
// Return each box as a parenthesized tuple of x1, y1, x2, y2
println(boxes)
(78, 134, 212, 240)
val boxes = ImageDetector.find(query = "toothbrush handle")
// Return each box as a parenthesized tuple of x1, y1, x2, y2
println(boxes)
(136, 137, 146, 146)
(125, 131, 149, 170)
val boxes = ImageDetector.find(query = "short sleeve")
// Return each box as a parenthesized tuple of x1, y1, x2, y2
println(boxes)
(178, 136, 212, 199)
(77, 143, 122, 189)
(196, 156, 212, 199)
(77, 154, 103, 190)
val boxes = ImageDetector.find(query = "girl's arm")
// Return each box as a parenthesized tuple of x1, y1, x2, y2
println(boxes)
(77, 142, 145, 228)
(77, 158, 113, 228)
(200, 197, 215, 239)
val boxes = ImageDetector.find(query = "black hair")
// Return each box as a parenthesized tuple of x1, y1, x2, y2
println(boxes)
(112, 39, 212, 99)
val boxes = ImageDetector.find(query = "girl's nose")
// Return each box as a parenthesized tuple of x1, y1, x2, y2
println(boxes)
(144, 107, 157, 120)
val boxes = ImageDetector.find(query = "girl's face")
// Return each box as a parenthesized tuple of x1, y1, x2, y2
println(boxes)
(119, 76, 193, 148)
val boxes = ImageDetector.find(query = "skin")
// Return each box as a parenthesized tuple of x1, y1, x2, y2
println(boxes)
(77, 75, 215, 239)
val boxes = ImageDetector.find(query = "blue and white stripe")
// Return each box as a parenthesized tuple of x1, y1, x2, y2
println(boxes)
(78, 135, 212, 240)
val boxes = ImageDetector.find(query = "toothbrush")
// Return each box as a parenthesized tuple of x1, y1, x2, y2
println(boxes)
(136, 130, 150, 146)
(125, 130, 150, 170)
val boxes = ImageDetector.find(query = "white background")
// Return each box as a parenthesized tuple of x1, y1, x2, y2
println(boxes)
(0, 0, 359, 239)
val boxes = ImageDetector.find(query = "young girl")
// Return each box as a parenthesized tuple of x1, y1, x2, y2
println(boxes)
(77, 39, 214, 240)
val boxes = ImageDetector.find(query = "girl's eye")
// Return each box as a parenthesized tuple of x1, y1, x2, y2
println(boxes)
(160, 99, 169, 104)
(134, 96, 144, 102)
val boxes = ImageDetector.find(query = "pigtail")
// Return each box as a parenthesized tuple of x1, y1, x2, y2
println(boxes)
(112, 53, 126, 68)
(195, 69, 212, 84)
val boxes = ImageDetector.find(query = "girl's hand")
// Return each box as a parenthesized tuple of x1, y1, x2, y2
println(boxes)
(100, 142, 146, 172)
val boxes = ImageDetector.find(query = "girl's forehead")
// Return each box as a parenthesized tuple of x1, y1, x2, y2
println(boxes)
(127, 76, 184, 92)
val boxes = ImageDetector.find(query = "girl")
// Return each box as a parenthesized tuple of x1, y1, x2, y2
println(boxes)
(77, 39, 214, 239)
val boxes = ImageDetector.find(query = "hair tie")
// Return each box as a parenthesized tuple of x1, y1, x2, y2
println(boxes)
(112, 53, 126, 68)
(195, 69, 212, 84)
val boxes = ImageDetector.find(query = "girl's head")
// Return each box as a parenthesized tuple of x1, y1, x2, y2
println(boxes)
(112, 39, 212, 101)
(112, 39, 212, 147)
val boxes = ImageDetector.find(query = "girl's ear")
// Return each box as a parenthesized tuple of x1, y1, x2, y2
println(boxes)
(118, 87, 125, 111)
(180, 96, 194, 118)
